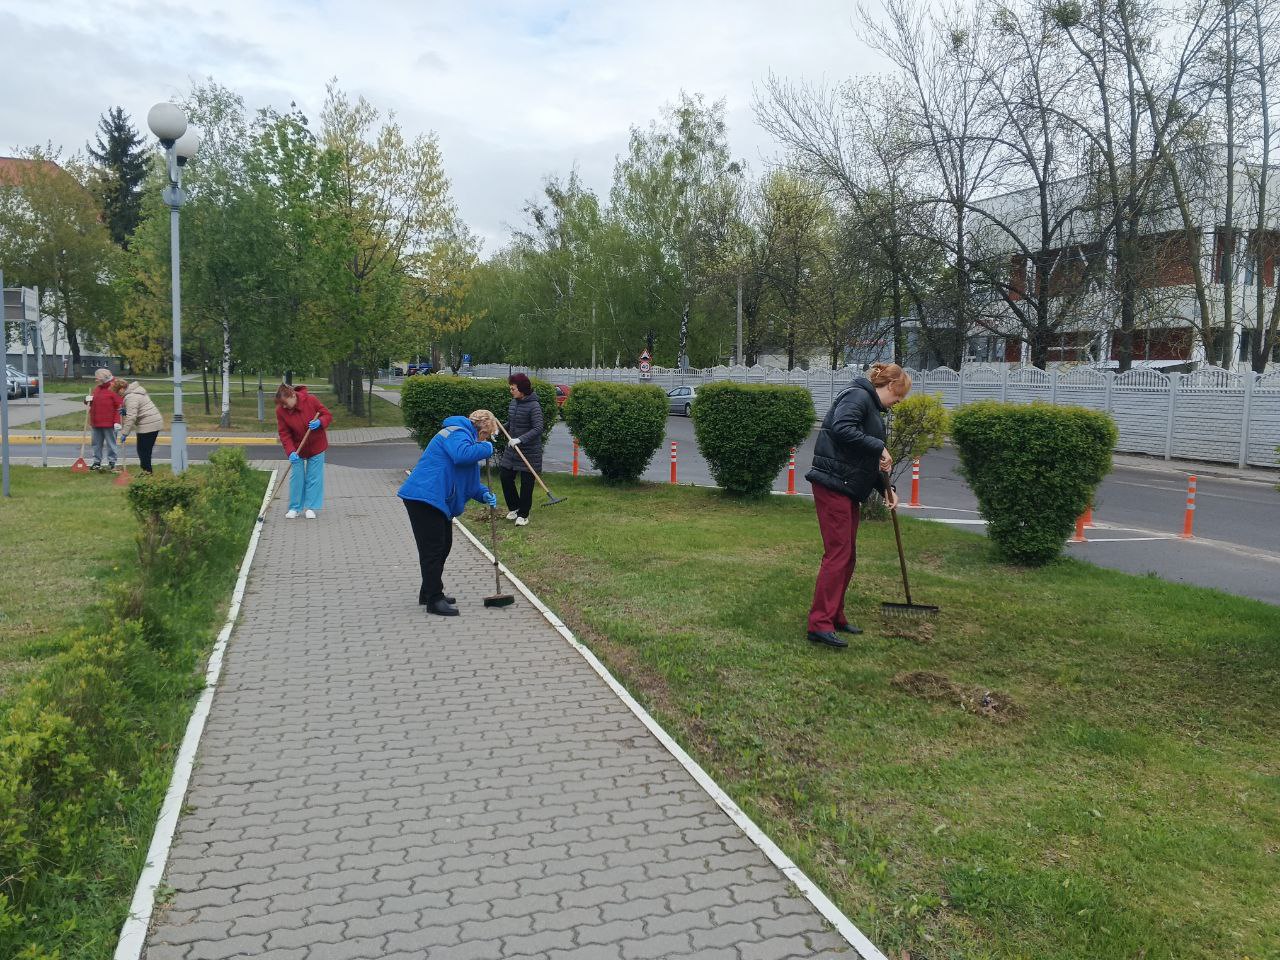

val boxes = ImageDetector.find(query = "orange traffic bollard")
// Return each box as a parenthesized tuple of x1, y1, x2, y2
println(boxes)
(1181, 475, 1197, 539)
(670, 440, 677, 484)
(1071, 513, 1087, 543)
(787, 447, 796, 494)
(907, 458, 922, 508)
(1083, 504, 1094, 528)
(572, 437, 579, 477)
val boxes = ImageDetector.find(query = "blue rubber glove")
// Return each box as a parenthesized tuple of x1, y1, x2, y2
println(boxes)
(483, 490, 498, 509)
(308, 417, 321, 430)
(289, 451, 300, 463)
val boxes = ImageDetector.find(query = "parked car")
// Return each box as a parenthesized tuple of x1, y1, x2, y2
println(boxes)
(667, 385, 697, 416)
(554, 384, 571, 407)
(6, 366, 39, 399)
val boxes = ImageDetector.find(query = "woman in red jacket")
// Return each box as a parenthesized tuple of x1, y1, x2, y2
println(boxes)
(86, 368, 124, 471)
(275, 384, 333, 519)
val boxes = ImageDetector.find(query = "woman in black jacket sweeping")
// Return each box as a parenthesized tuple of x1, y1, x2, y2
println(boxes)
(805, 362, 913, 648)
(500, 373, 544, 527)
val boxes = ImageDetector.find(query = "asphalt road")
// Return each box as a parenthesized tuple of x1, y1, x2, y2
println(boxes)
(9, 418, 1280, 605)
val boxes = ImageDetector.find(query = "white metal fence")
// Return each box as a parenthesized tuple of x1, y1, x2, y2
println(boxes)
(469, 363, 1280, 469)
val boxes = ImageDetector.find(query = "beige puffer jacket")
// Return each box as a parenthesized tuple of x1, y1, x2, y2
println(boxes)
(121, 381, 165, 437)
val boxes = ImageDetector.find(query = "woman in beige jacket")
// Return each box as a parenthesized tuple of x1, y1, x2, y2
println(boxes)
(114, 380, 166, 473)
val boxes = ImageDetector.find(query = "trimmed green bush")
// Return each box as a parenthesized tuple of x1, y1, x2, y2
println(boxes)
(951, 402, 1117, 565)
(0, 453, 266, 957)
(690, 383, 814, 496)
(562, 382, 668, 482)
(401, 374, 556, 449)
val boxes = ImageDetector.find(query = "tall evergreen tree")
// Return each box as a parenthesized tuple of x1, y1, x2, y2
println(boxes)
(87, 106, 149, 247)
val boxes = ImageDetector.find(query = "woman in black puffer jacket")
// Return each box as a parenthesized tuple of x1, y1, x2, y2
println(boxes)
(804, 362, 912, 649)
(499, 373, 544, 526)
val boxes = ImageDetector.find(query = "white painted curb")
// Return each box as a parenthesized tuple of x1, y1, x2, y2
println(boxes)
(454, 518, 889, 960)
(114, 469, 279, 960)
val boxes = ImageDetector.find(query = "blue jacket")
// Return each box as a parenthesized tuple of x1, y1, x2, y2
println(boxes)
(398, 416, 494, 518)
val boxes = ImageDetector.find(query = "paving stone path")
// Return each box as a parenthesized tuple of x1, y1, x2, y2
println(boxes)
(143, 465, 855, 960)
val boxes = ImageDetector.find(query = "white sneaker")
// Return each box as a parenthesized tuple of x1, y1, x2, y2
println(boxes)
(515, 516, 529, 527)
(304, 509, 317, 519)
(506, 511, 519, 521)
(285, 509, 299, 519)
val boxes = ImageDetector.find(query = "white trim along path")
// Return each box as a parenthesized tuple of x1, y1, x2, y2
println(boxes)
(128, 464, 879, 960)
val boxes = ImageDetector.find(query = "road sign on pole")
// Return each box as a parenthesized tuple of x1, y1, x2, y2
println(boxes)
(639, 349, 652, 380)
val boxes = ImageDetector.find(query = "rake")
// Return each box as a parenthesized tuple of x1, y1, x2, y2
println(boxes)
(113, 440, 133, 487)
(495, 421, 566, 506)
(71, 407, 90, 473)
(483, 459, 515, 608)
(881, 471, 939, 619)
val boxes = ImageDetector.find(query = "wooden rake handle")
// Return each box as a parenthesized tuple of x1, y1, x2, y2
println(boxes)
(495, 421, 553, 496)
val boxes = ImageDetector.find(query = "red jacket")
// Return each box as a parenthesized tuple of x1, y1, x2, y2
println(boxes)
(87, 382, 124, 428)
(276, 386, 333, 457)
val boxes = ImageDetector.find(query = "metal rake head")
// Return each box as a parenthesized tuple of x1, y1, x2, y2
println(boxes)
(881, 601, 940, 619)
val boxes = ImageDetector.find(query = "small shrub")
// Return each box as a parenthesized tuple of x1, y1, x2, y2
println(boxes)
(125, 471, 198, 523)
(691, 383, 814, 496)
(951, 402, 1117, 565)
(401, 374, 556, 449)
(885, 393, 950, 486)
(562, 382, 668, 482)
(863, 393, 951, 522)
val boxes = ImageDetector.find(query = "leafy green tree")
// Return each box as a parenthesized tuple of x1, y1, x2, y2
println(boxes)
(87, 107, 150, 248)
(320, 81, 477, 420)
(0, 149, 121, 375)
(612, 93, 743, 367)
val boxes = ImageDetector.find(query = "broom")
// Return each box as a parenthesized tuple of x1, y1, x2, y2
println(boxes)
(256, 424, 319, 523)
(483, 459, 515, 608)
(71, 407, 90, 473)
(881, 470, 939, 619)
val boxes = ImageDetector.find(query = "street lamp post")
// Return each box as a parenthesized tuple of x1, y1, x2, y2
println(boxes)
(147, 103, 199, 474)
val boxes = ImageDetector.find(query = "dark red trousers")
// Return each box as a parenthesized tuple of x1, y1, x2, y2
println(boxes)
(808, 482, 861, 633)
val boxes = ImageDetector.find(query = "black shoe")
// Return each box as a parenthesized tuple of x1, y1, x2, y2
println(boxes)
(426, 596, 459, 617)
(420, 595, 456, 605)
(807, 630, 848, 648)
(835, 623, 863, 635)
(90, 463, 102, 472)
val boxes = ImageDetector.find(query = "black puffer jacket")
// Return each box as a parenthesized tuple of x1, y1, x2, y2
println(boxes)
(500, 392, 544, 474)
(806, 378, 890, 503)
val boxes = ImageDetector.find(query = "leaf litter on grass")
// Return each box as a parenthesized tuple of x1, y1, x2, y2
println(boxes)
(892, 670, 1023, 723)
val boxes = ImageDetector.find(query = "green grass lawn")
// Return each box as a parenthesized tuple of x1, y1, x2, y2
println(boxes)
(0, 467, 134, 700)
(35, 376, 172, 393)
(37, 387, 403, 432)
(463, 477, 1280, 960)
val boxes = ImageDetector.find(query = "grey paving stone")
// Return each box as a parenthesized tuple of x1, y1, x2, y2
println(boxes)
(141, 466, 860, 960)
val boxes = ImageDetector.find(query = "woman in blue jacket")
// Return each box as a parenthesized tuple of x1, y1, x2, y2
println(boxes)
(399, 410, 500, 616)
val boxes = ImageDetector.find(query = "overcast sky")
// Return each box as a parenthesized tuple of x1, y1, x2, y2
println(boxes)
(0, 0, 889, 253)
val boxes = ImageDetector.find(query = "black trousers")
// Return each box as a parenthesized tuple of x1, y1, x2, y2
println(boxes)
(500, 466, 534, 518)
(136, 431, 159, 473)
(404, 499, 452, 603)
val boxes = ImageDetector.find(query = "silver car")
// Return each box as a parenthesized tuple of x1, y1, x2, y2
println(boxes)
(666, 385, 697, 416)
(6, 366, 38, 399)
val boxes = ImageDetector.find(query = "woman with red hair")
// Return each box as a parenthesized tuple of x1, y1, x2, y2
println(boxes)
(275, 383, 333, 519)
(804, 363, 912, 648)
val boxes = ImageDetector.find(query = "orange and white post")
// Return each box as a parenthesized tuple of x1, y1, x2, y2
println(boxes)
(1181, 475, 1198, 539)
(669, 440, 678, 484)
(907, 458, 922, 508)
(1071, 512, 1088, 543)
(572, 437, 579, 477)
(787, 447, 797, 494)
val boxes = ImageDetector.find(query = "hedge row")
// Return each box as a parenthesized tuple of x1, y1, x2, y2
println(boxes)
(401, 374, 557, 450)
(0, 450, 266, 957)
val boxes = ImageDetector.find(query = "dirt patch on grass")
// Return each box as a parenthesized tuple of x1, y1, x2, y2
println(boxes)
(882, 619, 936, 645)
(892, 670, 1023, 723)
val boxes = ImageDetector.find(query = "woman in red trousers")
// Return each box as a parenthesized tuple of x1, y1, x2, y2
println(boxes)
(803, 363, 912, 648)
